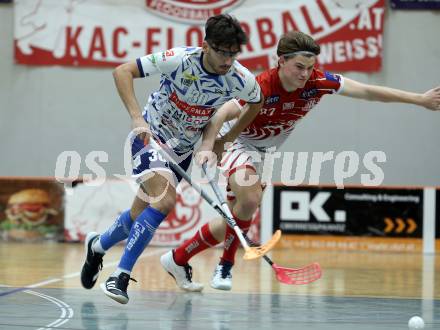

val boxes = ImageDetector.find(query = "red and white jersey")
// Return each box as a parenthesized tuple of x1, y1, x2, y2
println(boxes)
(223, 67, 344, 151)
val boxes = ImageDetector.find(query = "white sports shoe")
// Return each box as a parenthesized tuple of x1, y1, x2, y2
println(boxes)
(210, 261, 233, 291)
(160, 251, 204, 292)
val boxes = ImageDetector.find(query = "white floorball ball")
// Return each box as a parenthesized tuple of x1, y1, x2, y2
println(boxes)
(408, 316, 425, 329)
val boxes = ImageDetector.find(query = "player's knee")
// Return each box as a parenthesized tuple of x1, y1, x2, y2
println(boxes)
(237, 191, 261, 214)
(155, 193, 176, 214)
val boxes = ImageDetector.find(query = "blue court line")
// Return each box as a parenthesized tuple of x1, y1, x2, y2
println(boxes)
(0, 278, 61, 298)
(0, 249, 167, 299)
(0, 286, 29, 297)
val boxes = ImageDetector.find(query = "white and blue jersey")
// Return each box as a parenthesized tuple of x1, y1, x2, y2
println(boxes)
(132, 46, 261, 182)
(136, 46, 261, 153)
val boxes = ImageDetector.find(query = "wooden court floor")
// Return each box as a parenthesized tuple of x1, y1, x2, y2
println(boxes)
(0, 241, 439, 329)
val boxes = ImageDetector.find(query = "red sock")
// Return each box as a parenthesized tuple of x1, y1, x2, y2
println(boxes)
(173, 223, 220, 265)
(221, 213, 251, 265)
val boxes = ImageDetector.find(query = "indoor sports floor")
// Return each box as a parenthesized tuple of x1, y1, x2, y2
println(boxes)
(1, 242, 439, 329)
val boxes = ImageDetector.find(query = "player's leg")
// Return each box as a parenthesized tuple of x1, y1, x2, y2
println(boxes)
(161, 204, 230, 291)
(170, 193, 238, 266)
(159, 145, 244, 291)
(80, 190, 145, 290)
(211, 167, 263, 290)
(81, 204, 133, 289)
(169, 216, 226, 268)
(81, 135, 162, 292)
(99, 134, 187, 303)
(101, 170, 174, 303)
(161, 142, 259, 290)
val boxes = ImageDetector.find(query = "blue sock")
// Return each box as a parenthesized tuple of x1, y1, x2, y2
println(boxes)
(99, 210, 133, 251)
(118, 206, 166, 272)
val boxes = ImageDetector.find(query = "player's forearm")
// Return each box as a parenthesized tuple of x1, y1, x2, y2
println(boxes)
(113, 65, 143, 120)
(223, 100, 263, 142)
(201, 111, 228, 150)
(364, 85, 424, 106)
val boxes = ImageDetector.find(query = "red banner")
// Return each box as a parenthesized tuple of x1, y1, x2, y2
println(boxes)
(14, 0, 385, 72)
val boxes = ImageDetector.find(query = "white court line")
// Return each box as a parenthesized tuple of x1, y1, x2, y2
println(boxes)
(26, 279, 62, 289)
(62, 272, 80, 279)
(25, 290, 74, 330)
(18, 247, 167, 290)
(1, 247, 167, 330)
(0, 284, 72, 330)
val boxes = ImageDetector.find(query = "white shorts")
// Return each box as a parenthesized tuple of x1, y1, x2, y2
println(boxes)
(218, 140, 266, 201)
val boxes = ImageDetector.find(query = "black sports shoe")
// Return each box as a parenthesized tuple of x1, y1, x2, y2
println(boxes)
(80, 232, 104, 289)
(100, 273, 137, 304)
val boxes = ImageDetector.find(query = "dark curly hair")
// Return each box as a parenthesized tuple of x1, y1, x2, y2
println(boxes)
(205, 14, 248, 48)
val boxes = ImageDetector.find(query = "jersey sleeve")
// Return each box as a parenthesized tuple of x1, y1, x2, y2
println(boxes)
(233, 65, 262, 104)
(136, 47, 185, 78)
(237, 70, 270, 107)
(320, 71, 344, 94)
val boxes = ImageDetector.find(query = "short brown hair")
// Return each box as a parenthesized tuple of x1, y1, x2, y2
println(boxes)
(277, 31, 320, 58)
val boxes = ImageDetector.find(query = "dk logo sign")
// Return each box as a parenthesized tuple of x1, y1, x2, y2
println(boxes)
(280, 191, 346, 222)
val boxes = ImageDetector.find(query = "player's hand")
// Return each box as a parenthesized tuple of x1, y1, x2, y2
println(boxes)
(421, 86, 440, 111)
(194, 145, 217, 167)
(131, 117, 151, 144)
(213, 137, 231, 164)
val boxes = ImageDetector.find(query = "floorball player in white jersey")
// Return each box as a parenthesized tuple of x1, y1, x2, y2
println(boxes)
(166, 30, 440, 292)
(79, 14, 263, 304)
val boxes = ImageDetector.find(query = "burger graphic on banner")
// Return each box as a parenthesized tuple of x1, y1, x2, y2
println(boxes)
(0, 188, 59, 240)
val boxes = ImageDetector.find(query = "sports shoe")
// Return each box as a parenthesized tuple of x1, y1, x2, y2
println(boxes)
(100, 273, 137, 304)
(210, 261, 233, 291)
(80, 232, 104, 289)
(160, 251, 204, 292)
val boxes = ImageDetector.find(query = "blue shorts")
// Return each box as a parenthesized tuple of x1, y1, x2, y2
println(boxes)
(131, 136, 193, 184)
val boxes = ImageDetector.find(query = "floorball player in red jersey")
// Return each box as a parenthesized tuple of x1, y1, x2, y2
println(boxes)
(163, 30, 440, 291)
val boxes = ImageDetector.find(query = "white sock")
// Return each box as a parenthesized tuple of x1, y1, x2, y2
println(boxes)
(112, 268, 131, 277)
(92, 238, 106, 254)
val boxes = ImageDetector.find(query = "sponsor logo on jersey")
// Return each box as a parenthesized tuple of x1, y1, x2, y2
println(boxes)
(211, 88, 232, 96)
(265, 95, 280, 104)
(325, 71, 341, 83)
(160, 50, 175, 62)
(182, 79, 193, 87)
(303, 99, 319, 112)
(169, 91, 214, 117)
(300, 89, 318, 99)
(282, 102, 295, 110)
(182, 72, 199, 87)
(183, 72, 199, 81)
(145, 0, 245, 24)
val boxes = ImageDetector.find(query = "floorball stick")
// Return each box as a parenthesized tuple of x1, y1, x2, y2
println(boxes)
(201, 163, 322, 285)
(148, 139, 281, 260)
